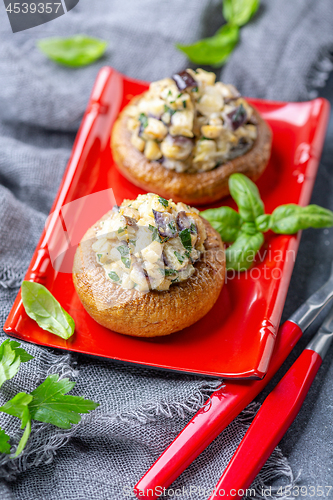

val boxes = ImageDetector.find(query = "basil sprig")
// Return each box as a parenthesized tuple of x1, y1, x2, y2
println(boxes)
(176, 0, 260, 67)
(21, 281, 75, 340)
(201, 173, 333, 271)
(37, 35, 107, 67)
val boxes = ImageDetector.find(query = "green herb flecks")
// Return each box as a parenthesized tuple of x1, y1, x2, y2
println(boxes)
(117, 245, 129, 257)
(174, 251, 185, 264)
(108, 272, 120, 282)
(159, 268, 178, 277)
(139, 113, 148, 129)
(121, 257, 131, 269)
(179, 228, 192, 252)
(158, 197, 169, 208)
(148, 224, 161, 242)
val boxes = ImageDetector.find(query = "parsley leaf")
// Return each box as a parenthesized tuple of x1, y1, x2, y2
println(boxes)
(0, 339, 34, 389)
(0, 427, 10, 455)
(117, 226, 127, 233)
(29, 374, 99, 429)
(158, 197, 169, 208)
(21, 281, 75, 340)
(179, 228, 192, 252)
(0, 392, 33, 458)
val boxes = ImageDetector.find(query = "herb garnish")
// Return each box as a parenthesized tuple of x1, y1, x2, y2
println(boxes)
(118, 226, 127, 233)
(21, 281, 75, 340)
(148, 224, 161, 242)
(201, 173, 333, 271)
(176, 0, 259, 67)
(139, 113, 148, 129)
(179, 228, 192, 252)
(174, 251, 185, 264)
(0, 340, 98, 457)
(108, 271, 120, 281)
(37, 35, 107, 67)
(190, 223, 197, 233)
(158, 197, 169, 208)
(121, 257, 131, 269)
(159, 268, 178, 277)
(117, 245, 129, 257)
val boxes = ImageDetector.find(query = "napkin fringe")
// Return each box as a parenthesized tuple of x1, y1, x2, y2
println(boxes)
(0, 267, 24, 289)
(307, 46, 333, 98)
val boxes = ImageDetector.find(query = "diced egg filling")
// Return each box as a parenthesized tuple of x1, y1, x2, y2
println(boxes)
(91, 193, 207, 292)
(126, 68, 258, 173)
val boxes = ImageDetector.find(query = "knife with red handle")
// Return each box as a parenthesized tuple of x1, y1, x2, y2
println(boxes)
(135, 264, 333, 499)
(207, 303, 333, 500)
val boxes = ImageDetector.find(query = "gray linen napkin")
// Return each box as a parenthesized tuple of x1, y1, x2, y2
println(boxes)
(0, 1, 333, 499)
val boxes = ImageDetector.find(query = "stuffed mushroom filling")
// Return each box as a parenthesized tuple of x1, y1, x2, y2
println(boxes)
(91, 193, 207, 292)
(125, 68, 258, 173)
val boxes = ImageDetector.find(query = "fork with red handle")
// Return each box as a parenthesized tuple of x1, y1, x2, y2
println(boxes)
(135, 262, 333, 499)
(207, 302, 333, 500)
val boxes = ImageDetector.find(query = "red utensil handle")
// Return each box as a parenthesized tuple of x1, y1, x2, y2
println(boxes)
(208, 349, 322, 500)
(135, 321, 302, 499)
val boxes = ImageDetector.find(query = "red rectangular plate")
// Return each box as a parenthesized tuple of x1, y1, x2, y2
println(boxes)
(3, 67, 330, 379)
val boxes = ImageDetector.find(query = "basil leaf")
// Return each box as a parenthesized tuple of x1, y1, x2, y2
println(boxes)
(229, 173, 264, 222)
(179, 228, 192, 252)
(226, 231, 264, 270)
(241, 222, 258, 235)
(201, 206, 242, 242)
(223, 0, 260, 27)
(176, 24, 239, 67)
(269, 204, 333, 234)
(255, 214, 271, 232)
(21, 281, 75, 340)
(37, 35, 107, 67)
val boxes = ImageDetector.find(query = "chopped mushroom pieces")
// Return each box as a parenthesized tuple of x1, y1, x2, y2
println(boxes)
(126, 68, 257, 173)
(92, 193, 207, 292)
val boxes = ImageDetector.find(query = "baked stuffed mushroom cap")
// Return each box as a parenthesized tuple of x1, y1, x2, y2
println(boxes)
(73, 193, 225, 337)
(111, 69, 272, 205)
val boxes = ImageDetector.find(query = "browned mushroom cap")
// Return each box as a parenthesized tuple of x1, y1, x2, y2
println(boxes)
(111, 95, 272, 206)
(72, 215, 225, 337)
